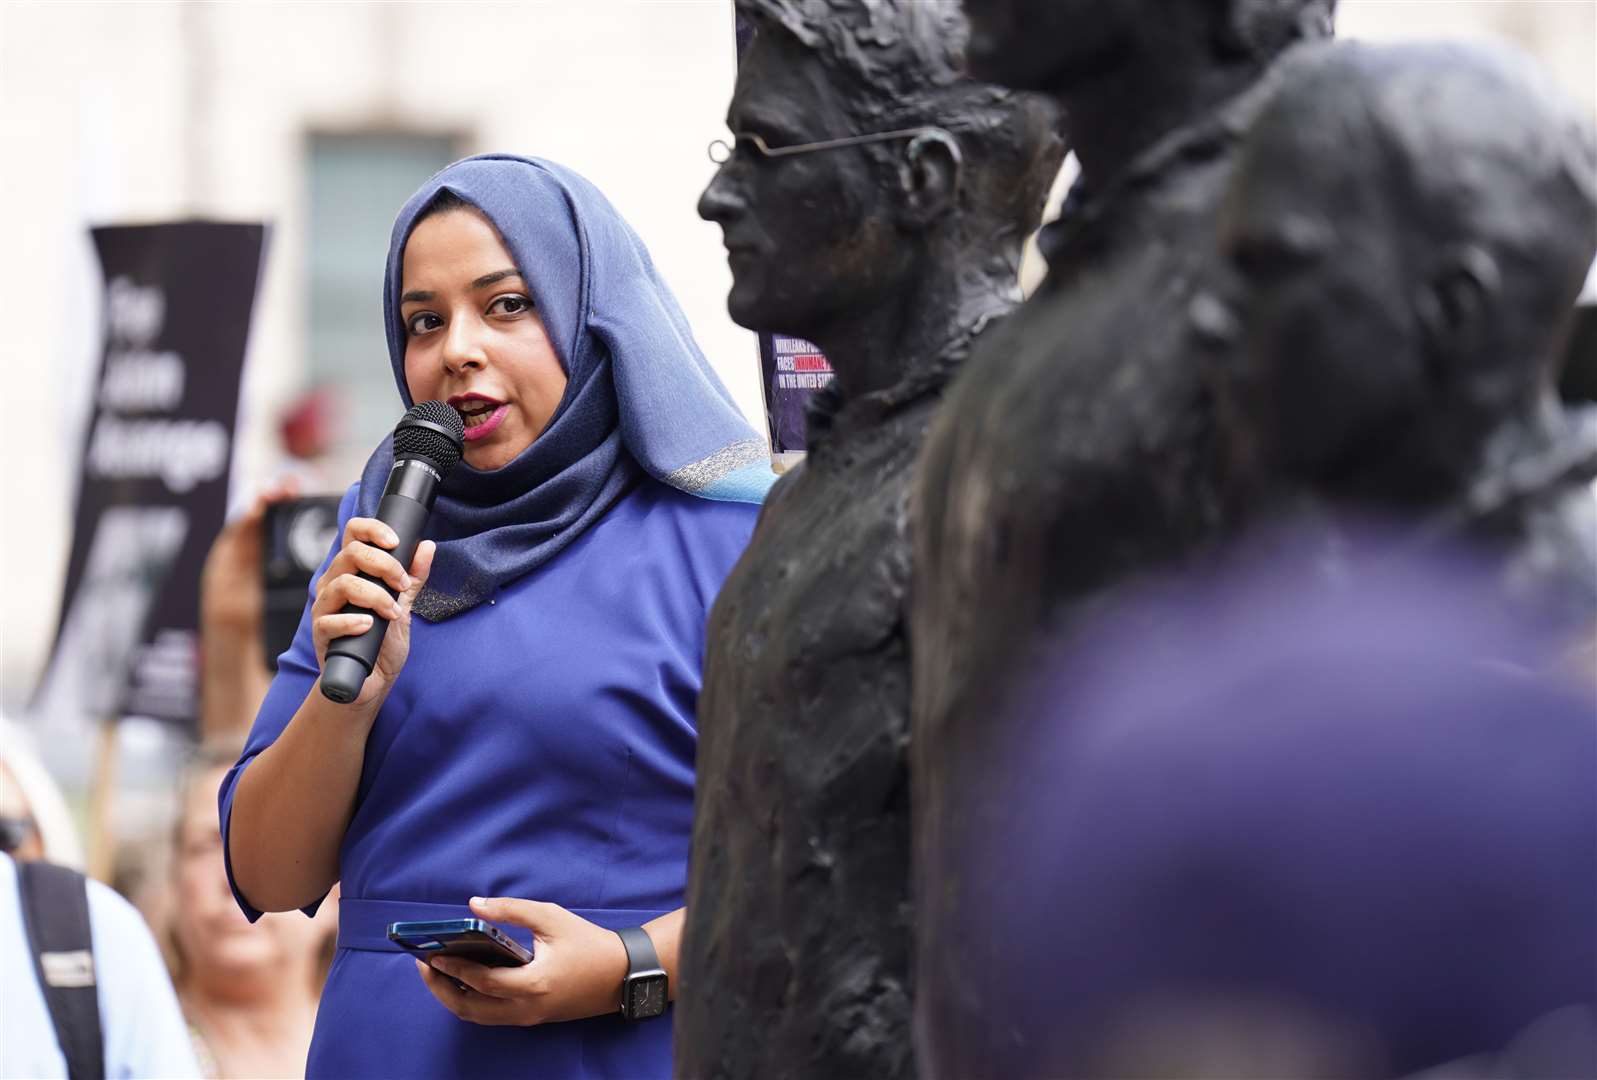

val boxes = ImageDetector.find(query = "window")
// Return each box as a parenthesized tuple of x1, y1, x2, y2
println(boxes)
(306, 132, 462, 460)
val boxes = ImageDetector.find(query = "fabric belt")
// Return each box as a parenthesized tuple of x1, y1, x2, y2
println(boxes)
(337, 898, 672, 953)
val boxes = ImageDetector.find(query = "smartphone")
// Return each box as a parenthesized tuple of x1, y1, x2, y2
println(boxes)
(262, 495, 343, 670)
(386, 918, 533, 967)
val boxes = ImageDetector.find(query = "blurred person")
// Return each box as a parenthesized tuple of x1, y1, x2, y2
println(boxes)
(3, 723, 200, 1077)
(199, 480, 303, 742)
(1214, 40, 1597, 636)
(222, 155, 771, 1078)
(682, 2, 1064, 1077)
(3, 848, 198, 1077)
(910, 0, 1338, 1068)
(0, 717, 83, 866)
(169, 743, 326, 1078)
(954, 531, 1597, 1079)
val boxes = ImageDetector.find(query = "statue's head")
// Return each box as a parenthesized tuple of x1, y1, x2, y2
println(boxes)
(963, 0, 1337, 93)
(700, 0, 1064, 340)
(1218, 41, 1597, 493)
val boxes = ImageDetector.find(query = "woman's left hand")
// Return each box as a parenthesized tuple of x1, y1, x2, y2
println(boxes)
(415, 896, 629, 1026)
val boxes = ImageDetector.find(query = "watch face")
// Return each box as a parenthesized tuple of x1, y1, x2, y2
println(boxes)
(627, 973, 668, 1018)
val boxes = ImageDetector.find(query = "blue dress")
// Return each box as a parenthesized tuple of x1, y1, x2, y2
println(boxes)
(219, 476, 757, 1078)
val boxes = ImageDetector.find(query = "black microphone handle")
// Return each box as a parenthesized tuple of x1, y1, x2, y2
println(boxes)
(320, 465, 439, 704)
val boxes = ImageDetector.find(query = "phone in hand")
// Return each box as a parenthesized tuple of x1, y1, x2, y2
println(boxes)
(387, 918, 533, 967)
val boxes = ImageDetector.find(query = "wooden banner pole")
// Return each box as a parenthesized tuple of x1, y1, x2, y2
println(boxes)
(85, 720, 119, 883)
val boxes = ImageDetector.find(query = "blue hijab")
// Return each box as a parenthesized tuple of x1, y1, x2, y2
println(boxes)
(357, 154, 773, 621)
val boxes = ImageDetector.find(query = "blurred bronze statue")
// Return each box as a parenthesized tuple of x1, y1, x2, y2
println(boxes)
(1216, 40, 1597, 631)
(911, 0, 1336, 1072)
(679, 3, 1062, 1078)
(949, 537, 1597, 1079)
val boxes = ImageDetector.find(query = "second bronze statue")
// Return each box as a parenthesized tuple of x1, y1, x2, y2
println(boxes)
(676, 3, 1062, 1078)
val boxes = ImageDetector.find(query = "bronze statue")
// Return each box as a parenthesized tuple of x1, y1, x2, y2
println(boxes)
(928, 43, 1597, 1078)
(678, 4, 1063, 1077)
(910, 0, 1336, 1072)
(1215, 40, 1597, 630)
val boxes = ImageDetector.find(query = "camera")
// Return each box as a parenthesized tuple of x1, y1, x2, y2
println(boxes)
(262, 496, 342, 670)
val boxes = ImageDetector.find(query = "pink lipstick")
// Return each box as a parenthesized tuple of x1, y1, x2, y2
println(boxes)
(449, 394, 509, 442)
(461, 405, 508, 441)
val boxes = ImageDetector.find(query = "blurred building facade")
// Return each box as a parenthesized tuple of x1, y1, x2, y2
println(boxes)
(1, 0, 1592, 730)
(1, 2, 762, 720)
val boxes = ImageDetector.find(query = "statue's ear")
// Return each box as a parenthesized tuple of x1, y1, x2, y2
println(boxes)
(896, 129, 962, 229)
(1415, 245, 1501, 380)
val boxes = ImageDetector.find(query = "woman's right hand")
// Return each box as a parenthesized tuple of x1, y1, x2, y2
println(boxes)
(311, 517, 437, 710)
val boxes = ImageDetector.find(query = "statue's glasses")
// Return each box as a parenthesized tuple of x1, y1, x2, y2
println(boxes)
(707, 126, 954, 165)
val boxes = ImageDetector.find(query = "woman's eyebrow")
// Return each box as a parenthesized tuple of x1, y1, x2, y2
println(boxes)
(399, 269, 519, 304)
(471, 268, 523, 290)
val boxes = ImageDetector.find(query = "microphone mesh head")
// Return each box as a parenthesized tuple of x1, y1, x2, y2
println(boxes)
(394, 400, 466, 474)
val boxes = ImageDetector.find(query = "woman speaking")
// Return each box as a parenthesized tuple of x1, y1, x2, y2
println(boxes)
(220, 155, 771, 1077)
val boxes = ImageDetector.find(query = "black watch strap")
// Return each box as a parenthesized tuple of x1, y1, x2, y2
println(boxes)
(616, 926, 667, 1020)
(617, 925, 661, 974)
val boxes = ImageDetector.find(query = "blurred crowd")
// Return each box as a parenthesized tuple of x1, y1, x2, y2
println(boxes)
(2, 462, 334, 1078)
(0, 370, 358, 1077)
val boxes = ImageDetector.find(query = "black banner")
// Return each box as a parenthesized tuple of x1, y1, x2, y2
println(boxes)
(34, 222, 266, 730)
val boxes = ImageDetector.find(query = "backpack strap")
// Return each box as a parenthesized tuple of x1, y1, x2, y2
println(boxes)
(17, 860, 105, 1080)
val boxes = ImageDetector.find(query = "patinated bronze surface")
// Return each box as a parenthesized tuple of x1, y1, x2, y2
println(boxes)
(925, 41, 1597, 1080)
(1216, 40, 1597, 629)
(910, 1, 1336, 1074)
(677, 4, 1062, 1078)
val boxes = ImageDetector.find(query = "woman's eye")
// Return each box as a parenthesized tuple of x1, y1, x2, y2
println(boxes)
(489, 294, 531, 316)
(407, 312, 442, 336)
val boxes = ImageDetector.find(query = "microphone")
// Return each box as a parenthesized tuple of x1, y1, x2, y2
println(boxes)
(320, 401, 465, 704)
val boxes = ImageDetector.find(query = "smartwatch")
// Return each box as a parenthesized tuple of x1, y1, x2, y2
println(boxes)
(616, 926, 668, 1020)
